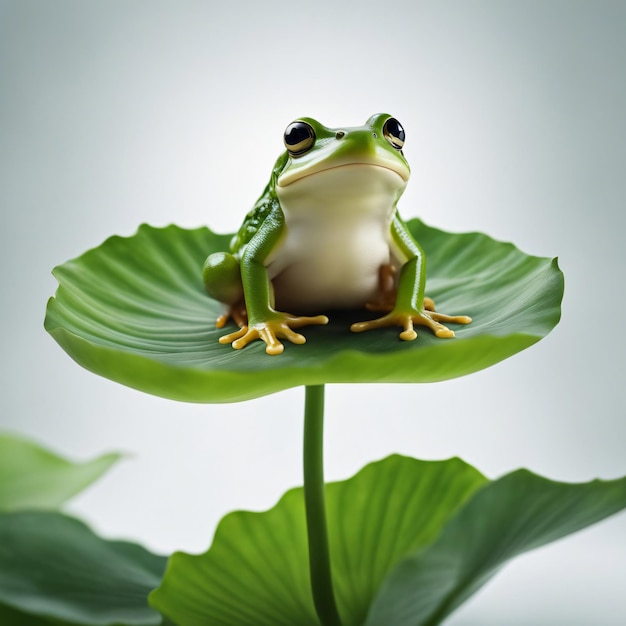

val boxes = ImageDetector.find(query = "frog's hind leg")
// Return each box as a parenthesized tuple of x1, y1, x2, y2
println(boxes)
(202, 252, 247, 328)
(366, 263, 437, 313)
(216, 300, 247, 329)
(364, 263, 398, 312)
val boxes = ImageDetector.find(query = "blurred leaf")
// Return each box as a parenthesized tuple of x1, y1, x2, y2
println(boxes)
(45, 220, 563, 403)
(150, 456, 625, 625)
(0, 511, 167, 626)
(150, 455, 484, 626)
(0, 602, 52, 625)
(364, 469, 626, 625)
(0, 431, 120, 512)
(325, 457, 486, 625)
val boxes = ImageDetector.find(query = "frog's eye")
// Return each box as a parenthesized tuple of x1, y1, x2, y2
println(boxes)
(383, 117, 405, 150)
(284, 121, 316, 156)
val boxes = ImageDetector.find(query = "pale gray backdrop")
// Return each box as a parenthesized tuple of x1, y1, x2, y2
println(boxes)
(1, 1, 625, 624)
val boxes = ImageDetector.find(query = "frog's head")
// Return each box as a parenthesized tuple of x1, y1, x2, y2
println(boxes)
(274, 113, 410, 194)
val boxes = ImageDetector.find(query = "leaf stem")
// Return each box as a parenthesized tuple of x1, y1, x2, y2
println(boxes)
(303, 385, 342, 626)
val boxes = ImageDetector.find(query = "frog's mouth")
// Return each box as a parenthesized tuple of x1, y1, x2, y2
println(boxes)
(277, 157, 410, 187)
(275, 163, 408, 211)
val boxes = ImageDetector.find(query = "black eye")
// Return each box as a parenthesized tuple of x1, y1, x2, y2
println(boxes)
(283, 121, 316, 156)
(383, 117, 405, 150)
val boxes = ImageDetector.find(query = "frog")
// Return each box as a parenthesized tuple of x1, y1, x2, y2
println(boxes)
(202, 113, 471, 355)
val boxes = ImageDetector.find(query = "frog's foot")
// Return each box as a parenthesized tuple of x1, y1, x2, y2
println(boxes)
(216, 301, 248, 330)
(351, 309, 472, 341)
(219, 315, 329, 355)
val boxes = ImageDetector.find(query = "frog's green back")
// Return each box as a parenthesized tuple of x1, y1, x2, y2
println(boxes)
(230, 151, 288, 253)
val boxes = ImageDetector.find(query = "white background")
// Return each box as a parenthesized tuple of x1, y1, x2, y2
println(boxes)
(1, 1, 625, 624)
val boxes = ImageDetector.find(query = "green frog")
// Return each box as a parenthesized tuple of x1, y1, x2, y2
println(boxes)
(203, 113, 471, 355)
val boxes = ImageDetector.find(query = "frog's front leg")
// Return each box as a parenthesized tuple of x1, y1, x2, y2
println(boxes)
(364, 263, 438, 314)
(219, 313, 329, 355)
(219, 227, 328, 355)
(351, 305, 472, 340)
(352, 258, 472, 340)
(351, 217, 471, 341)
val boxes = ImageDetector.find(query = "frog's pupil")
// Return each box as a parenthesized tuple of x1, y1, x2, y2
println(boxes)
(284, 122, 316, 156)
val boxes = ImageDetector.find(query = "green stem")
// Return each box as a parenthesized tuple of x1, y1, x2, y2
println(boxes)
(303, 385, 342, 626)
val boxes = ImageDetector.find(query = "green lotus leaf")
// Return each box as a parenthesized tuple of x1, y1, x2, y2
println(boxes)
(0, 431, 121, 512)
(44, 220, 563, 403)
(364, 469, 626, 625)
(0, 511, 167, 626)
(0, 602, 52, 626)
(149, 455, 626, 626)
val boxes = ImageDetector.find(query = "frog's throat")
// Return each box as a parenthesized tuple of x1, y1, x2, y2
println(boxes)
(277, 160, 410, 188)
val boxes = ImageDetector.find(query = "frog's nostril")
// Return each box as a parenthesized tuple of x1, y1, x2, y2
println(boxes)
(335, 131, 345, 139)
(372, 132, 378, 139)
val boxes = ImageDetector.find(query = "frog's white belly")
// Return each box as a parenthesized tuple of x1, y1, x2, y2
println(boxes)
(269, 218, 391, 311)
(270, 165, 404, 312)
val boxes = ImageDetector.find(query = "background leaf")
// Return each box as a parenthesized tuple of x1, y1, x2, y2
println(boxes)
(45, 220, 564, 403)
(150, 456, 625, 626)
(364, 470, 626, 625)
(0, 602, 52, 626)
(0, 511, 167, 626)
(152, 486, 318, 626)
(151, 455, 487, 626)
(0, 431, 120, 512)
(325, 457, 486, 625)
